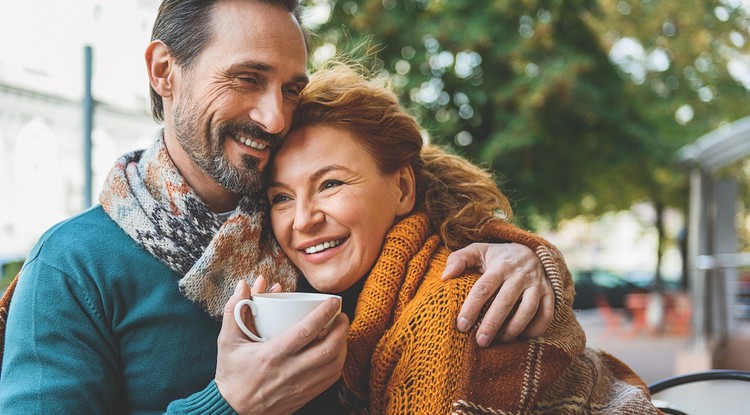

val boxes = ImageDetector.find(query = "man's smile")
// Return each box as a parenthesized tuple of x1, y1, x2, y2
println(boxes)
(232, 134, 268, 150)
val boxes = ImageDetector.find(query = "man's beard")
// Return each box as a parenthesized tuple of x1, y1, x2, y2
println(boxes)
(172, 96, 281, 195)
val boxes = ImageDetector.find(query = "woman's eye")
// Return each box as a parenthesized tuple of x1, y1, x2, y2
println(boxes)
(270, 194, 290, 204)
(239, 77, 258, 86)
(321, 180, 343, 190)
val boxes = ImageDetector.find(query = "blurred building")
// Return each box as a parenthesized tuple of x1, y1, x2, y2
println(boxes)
(0, 0, 161, 260)
(0, 82, 158, 260)
(677, 116, 750, 373)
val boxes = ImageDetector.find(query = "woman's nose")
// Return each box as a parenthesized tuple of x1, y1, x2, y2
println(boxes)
(292, 201, 325, 232)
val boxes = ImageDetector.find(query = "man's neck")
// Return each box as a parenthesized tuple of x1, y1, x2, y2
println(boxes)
(161, 128, 240, 213)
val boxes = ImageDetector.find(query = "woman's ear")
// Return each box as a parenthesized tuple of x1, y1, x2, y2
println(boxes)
(395, 165, 417, 216)
(145, 40, 175, 99)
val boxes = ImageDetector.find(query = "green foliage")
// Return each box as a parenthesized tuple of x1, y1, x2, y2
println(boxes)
(1, 259, 22, 292)
(587, 0, 750, 214)
(310, 0, 655, 228)
(308, 0, 749, 231)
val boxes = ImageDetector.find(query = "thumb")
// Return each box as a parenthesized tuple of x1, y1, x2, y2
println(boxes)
(441, 250, 473, 281)
(441, 243, 489, 281)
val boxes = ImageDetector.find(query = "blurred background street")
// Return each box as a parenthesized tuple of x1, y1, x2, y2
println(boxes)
(577, 308, 689, 384)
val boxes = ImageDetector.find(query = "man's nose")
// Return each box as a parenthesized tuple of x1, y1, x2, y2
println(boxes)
(248, 90, 286, 135)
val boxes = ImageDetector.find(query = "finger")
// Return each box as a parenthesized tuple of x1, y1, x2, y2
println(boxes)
(250, 275, 267, 295)
(271, 297, 342, 354)
(311, 313, 349, 352)
(456, 274, 503, 332)
(495, 291, 540, 342)
(283, 313, 349, 394)
(219, 281, 252, 342)
(310, 313, 349, 372)
(440, 244, 487, 281)
(473, 280, 524, 346)
(268, 283, 282, 293)
(520, 285, 555, 338)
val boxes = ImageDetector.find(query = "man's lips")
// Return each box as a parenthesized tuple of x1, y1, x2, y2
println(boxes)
(231, 134, 268, 150)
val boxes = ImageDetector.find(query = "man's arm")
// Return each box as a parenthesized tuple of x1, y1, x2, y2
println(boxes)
(442, 219, 571, 347)
(442, 243, 555, 347)
(0, 260, 123, 414)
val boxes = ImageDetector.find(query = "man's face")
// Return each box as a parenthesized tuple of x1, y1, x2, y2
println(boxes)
(169, 0, 308, 195)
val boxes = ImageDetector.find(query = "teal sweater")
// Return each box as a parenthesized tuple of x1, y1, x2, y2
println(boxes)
(0, 206, 236, 414)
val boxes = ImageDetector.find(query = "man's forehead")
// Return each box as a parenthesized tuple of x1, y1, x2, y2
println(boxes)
(201, 0, 308, 75)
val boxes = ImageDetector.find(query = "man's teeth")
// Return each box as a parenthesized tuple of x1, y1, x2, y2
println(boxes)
(304, 238, 345, 254)
(234, 135, 267, 150)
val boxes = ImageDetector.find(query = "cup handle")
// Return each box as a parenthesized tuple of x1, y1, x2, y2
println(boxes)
(233, 299, 266, 342)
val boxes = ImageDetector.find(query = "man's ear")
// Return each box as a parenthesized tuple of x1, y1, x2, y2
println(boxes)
(145, 40, 175, 99)
(395, 165, 417, 216)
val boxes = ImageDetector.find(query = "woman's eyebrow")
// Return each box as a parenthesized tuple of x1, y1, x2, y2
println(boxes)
(268, 165, 350, 189)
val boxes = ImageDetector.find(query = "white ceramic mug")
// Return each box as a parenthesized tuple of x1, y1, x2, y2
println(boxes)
(233, 292, 342, 342)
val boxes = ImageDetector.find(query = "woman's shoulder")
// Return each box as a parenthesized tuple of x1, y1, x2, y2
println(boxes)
(405, 247, 481, 318)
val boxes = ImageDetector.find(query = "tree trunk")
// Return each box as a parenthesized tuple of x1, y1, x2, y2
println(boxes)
(647, 199, 667, 333)
(653, 200, 666, 294)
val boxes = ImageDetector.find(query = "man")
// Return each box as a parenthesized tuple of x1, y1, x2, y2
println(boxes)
(0, 1, 556, 413)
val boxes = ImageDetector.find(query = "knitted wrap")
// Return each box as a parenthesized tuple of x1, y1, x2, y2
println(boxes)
(343, 213, 659, 414)
(99, 132, 299, 318)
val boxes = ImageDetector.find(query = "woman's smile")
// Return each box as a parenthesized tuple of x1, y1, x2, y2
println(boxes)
(301, 237, 347, 255)
(268, 124, 412, 293)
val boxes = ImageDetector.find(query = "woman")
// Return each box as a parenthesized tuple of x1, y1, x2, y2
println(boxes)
(266, 63, 659, 414)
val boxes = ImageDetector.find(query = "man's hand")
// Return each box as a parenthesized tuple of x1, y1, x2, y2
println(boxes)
(216, 279, 348, 415)
(441, 243, 554, 347)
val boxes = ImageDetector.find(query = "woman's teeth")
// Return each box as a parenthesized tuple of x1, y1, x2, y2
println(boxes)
(304, 238, 345, 254)
(234, 135, 267, 150)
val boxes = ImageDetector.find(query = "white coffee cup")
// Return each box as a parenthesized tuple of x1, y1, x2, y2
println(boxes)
(233, 292, 342, 342)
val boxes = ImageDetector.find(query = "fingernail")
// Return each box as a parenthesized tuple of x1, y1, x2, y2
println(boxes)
(234, 280, 243, 294)
(442, 263, 455, 278)
(478, 333, 490, 348)
(270, 283, 281, 292)
(457, 317, 470, 332)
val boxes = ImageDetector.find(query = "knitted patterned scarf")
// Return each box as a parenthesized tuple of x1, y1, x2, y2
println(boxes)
(99, 132, 299, 318)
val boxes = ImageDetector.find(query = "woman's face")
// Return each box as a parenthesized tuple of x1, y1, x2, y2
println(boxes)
(268, 125, 414, 293)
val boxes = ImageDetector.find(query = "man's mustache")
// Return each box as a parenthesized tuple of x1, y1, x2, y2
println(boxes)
(219, 122, 283, 150)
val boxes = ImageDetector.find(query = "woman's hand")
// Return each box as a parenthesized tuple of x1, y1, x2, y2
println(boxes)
(441, 243, 554, 347)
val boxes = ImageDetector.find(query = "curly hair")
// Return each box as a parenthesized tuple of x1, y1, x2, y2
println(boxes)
(291, 63, 512, 249)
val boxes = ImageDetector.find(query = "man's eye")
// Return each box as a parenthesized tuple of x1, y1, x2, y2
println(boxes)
(282, 86, 302, 101)
(321, 180, 343, 190)
(239, 77, 258, 85)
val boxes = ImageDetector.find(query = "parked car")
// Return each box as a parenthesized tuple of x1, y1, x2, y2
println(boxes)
(572, 269, 649, 310)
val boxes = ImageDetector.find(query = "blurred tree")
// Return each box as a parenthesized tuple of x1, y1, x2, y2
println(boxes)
(305, 0, 750, 289)
(308, 0, 654, 226)
(587, 0, 750, 288)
